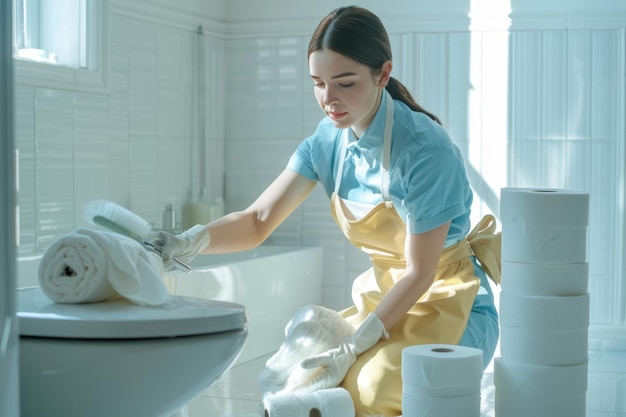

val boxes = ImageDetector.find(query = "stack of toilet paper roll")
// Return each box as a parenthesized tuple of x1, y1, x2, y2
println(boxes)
(496, 188, 590, 417)
(402, 344, 483, 417)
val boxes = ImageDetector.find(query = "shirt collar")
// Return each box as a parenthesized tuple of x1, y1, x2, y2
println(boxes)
(347, 90, 388, 150)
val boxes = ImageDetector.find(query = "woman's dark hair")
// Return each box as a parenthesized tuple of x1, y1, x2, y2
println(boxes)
(308, 6, 441, 125)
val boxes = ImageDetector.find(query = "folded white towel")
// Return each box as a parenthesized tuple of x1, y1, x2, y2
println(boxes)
(38, 227, 170, 306)
(263, 388, 355, 417)
(259, 305, 356, 395)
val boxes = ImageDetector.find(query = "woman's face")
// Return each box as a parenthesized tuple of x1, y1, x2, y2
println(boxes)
(309, 49, 387, 138)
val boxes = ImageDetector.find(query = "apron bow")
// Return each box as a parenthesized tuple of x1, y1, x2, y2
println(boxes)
(466, 214, 501, 285)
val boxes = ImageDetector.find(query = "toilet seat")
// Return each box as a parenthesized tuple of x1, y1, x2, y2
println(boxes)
(17, 287, 246, 339)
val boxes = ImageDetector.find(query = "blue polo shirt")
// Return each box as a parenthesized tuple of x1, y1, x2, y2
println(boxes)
(287, 92, 473, 246)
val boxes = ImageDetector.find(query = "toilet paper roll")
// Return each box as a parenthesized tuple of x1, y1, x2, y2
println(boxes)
(402, 344, 483, 396)
(402, 391, 480, 417)
(499, 291, 589, 332)
(500, 188, 589, 263)
(501, 261, 588, 296)
(500, 325, 588, 365)
(494, 358, 587, 417)
(500, 188, 589, 226)
(262, 388, 354, 417)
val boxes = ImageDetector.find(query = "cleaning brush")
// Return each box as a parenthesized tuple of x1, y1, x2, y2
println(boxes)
(84, 199, 192, 273)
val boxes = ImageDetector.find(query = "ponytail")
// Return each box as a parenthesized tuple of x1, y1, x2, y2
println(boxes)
(386, 77, 442, 125)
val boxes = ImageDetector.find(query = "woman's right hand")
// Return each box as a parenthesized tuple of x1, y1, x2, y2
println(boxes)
(149, 225, 210, 270)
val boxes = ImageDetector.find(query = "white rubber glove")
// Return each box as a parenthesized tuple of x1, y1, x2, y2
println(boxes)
(150, 225, 210, 270)
(298, 312, 388, 393)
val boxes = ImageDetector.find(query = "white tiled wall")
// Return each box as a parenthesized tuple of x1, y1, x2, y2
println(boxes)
(14, 3, 626, 332)
(15, 7, 225, 254)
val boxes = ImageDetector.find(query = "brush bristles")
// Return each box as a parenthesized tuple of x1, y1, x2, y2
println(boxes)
(84, 199, 153, 239)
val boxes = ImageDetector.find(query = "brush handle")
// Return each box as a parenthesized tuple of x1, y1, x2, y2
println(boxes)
(144, 242, 192, 273)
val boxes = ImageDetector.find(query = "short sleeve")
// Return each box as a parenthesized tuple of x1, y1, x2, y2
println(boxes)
(287, 137, 319, 182)
(285, 118, 342, 197)
(400, 144, 470, 235)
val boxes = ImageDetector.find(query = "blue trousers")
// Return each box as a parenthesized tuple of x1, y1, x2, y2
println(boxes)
(458, 256, 499, 369)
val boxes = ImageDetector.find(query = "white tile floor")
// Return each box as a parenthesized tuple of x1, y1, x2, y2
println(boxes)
(182, 349, 626, 417)
(176, 281, 626, 417)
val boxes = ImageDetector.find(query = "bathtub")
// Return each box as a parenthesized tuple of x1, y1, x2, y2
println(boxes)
(163, 245, 323, 365)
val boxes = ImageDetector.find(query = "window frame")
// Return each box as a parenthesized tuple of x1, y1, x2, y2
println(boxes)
(13, 0, 109, 94)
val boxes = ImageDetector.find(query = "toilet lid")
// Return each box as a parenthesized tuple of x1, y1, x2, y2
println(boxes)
(17, 287, 247, 339)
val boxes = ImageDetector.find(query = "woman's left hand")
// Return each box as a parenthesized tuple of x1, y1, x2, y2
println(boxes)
(298, 313, 388, 392)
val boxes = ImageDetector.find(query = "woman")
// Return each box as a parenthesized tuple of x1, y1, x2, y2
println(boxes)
(154, 6, 500, 416)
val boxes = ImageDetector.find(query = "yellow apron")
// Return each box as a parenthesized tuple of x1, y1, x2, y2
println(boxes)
(331, 91, 501, 416)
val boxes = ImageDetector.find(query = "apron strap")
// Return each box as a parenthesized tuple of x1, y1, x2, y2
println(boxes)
(466, 214, 501, 285)
(381, 92, 393, 204)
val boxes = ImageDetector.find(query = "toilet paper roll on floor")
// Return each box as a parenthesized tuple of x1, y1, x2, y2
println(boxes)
(402, 344, 483, 395)
(500, 188, 589, 264)
(501, 261, 588, 296)
(263, 388, 354, 417)
(403, 392, 481, 417)
(402, 344, 483, 417)
(494, 358, 588, 417)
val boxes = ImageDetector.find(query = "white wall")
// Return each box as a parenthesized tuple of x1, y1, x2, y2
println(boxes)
(14, 0, 626, 344)
(224, 0, 626, 19)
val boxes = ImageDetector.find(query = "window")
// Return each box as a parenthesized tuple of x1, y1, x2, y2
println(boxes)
(14, 0, 96, 69)
(12, 0, 108, 92)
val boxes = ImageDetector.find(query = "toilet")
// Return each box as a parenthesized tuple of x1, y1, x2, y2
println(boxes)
(17, 286, 248, 417)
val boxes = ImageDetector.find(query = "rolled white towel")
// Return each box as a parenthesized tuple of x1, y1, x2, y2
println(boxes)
(38, 227, 170, 306)
(263, 388, 355, 417)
